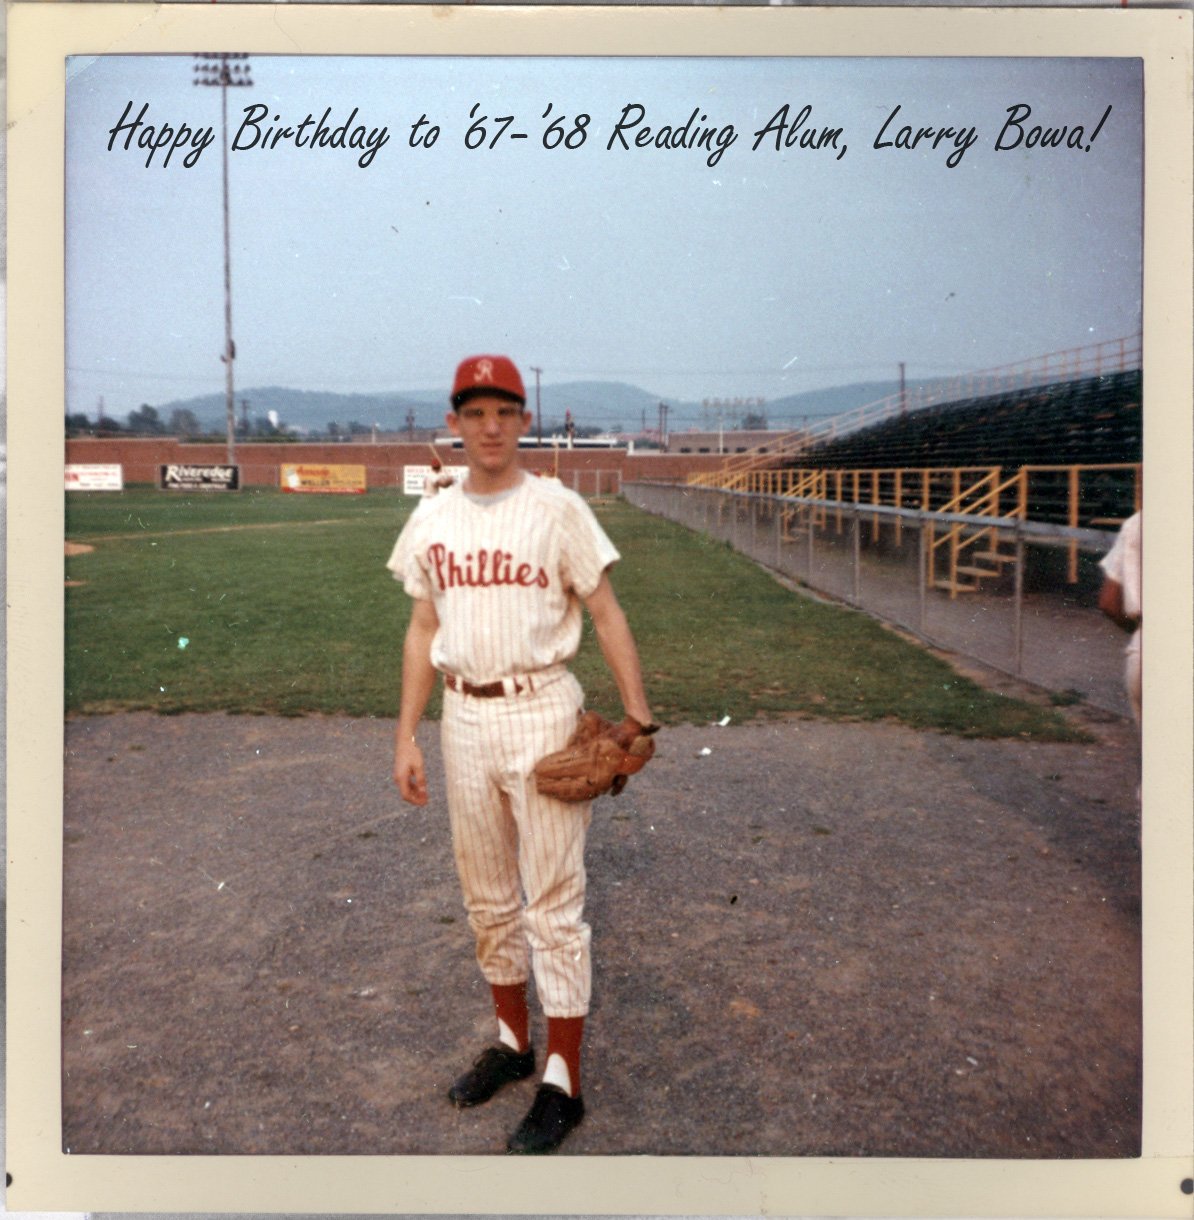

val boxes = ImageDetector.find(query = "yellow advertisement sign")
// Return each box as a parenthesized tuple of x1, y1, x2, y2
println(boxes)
(281, 463, 367, 495)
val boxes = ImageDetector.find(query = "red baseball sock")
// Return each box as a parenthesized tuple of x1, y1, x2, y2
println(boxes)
(545, 1015, 585, 1097)
(491, 982, 530, 1053)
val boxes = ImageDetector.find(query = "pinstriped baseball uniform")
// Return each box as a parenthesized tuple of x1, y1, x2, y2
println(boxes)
(1098, 511, 1142, 723)
(387, 472, 619, 1016)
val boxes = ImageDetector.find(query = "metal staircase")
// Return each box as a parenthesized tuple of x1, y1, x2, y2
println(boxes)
(927, 469, 1024, 596)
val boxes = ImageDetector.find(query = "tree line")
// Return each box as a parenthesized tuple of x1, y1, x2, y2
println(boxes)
(66, 404, 296, 439)
(67, 406, 635, 442)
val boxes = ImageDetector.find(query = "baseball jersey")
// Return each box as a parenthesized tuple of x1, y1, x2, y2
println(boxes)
(1099, 512, 1142, 656)
(387, 473, 620, 685)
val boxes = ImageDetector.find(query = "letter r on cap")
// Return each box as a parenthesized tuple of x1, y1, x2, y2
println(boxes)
(475, 359, 494, 383)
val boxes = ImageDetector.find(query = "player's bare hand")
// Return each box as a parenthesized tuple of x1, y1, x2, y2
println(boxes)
(394, 739, 428, 806)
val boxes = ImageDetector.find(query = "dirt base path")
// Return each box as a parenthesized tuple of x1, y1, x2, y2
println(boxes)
(62, 710, 1141, 1158)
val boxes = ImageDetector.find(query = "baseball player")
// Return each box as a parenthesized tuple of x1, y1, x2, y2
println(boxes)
(387, 353, 653, 1154)
(423, 451, 455, 498)
(1098, 510, 1142, 725)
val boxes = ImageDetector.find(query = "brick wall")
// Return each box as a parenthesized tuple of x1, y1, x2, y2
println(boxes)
(64, 439, 729, 490)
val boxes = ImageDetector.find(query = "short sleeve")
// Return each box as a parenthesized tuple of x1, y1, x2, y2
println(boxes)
(1098, 540, 1122, 582)
(558, 494, 620, 598)
(1099, 513, 1142, 618)
(385, 513, 432, 601)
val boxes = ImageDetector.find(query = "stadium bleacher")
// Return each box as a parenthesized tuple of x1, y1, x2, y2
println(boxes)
(791, 370, 1141, 525)
(801, 371, 1140, 470)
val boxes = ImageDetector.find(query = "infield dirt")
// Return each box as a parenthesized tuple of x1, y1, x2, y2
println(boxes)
(61, 702, 1141, 1159)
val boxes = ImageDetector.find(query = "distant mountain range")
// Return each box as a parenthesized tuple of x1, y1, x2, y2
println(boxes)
(118, 376, 947, 436)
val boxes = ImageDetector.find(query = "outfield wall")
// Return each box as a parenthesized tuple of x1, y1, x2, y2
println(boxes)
(63, 438, 725, 491)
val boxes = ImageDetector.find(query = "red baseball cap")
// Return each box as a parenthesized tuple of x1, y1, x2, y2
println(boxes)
(451, 354, 526, 408)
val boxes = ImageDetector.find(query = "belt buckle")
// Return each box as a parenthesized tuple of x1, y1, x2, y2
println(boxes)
(446, 672, 535, 698)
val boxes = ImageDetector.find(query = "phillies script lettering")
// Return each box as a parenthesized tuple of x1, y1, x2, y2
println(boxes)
(428, 545, 549, 591)
(104, 97, 1116, 171)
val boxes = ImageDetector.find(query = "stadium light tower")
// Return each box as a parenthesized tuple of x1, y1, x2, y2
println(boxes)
(530, 365, 543, 446)
(194, 53, 253, 463)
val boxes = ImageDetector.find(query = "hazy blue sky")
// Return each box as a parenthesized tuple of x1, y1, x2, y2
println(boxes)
(66, 54, 1142, 424)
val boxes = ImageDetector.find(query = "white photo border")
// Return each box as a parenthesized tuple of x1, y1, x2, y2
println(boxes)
(7, 4, 1193, 1214)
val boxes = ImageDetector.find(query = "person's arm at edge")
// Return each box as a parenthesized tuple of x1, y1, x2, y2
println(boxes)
(393, 597, 440, 805)
(582, 571, 654, 727)
(1098, 576, 1139, 634)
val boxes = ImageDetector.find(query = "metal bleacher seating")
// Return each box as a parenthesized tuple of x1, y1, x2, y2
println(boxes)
(803, 370, 1140, 470)
(686, 341, 1143, 591)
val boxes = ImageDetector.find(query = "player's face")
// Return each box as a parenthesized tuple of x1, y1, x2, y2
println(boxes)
(447, 396, 531, 488)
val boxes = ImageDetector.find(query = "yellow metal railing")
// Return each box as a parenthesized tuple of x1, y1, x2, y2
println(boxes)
(1018, 463, 1143, 581)
(688, 461, 1141, 592)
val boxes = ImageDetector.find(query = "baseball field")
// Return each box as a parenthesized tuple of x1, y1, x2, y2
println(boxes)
(64, 488, 1082, 737)
(60, 488, 1141, 1158)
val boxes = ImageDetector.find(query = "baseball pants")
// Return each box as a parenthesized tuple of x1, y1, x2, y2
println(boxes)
(440, 668, 592, 1018)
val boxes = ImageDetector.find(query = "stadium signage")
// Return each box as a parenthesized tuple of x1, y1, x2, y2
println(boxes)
(402, 464, 469, 496)
(281, 463, 367, 494)
(159, 464, 240, 491)
(65, 463, 123, 491)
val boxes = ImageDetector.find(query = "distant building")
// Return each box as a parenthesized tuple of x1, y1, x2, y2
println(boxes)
(433, 434, 625, 450)
(343, 427, 441, 444)
(664, 428, 806, 455)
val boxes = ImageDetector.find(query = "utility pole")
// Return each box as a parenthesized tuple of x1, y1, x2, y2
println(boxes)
(899, 361, 907, 416)
(240, 397, 250, 436)
(530, 365, 543, 446)
(194, 53, 252, 464)
(405, 408, 416, 440)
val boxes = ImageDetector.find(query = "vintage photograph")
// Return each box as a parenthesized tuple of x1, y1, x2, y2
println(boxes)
(59, 49, 1146, 1156)
(7, 5, 1191, 1215)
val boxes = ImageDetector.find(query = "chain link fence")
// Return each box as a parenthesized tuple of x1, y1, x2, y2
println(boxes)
(625, 481, 1132, 719)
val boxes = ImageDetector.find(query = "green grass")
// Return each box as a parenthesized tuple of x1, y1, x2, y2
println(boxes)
(66, 489, 409, 718)
(66, 485, 389, 538)
(65, 489, 1084, 739)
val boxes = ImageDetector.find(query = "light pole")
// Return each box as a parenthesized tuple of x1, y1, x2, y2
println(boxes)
(530, 365, 543, 446)
(194, 53, 252, 464)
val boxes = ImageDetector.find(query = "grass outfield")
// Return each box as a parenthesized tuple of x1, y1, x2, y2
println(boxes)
(64, 488, 1083, 739)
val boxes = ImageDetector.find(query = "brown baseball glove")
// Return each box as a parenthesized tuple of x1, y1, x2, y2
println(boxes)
(533, 712, 660, 802)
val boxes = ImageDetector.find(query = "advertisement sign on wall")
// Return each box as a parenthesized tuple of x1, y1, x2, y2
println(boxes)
(65, 464, 123, 491)
(281, 464, 367, 494)
(159, 464, 240, 491)
(401, 464, 468, 496)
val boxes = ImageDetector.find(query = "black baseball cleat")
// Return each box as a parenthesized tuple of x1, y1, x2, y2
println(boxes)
(447, 1044, 535, 1108)
(506, 1083, 585, 1154)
